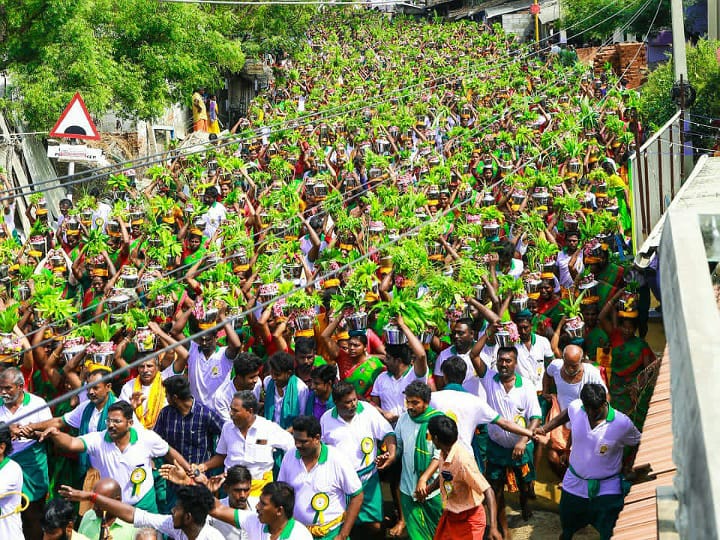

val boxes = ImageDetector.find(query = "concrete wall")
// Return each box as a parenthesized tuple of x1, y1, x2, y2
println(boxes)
(501, 13, 533, 41)
(661, 208, 720, 539)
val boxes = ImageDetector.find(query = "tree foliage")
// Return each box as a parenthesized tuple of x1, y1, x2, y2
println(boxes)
(640, 39, 720, 149)
(0, 0, 309, 130)
(560, 0, 673, 44)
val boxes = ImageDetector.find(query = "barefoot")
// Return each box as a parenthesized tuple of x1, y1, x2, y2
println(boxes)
(388, 520, 406, 537)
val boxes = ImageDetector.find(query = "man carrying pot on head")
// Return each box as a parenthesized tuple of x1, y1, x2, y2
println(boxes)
(171, 306, 242, 409)
(433, 317, 476, 391)
(118, 338, 186, 430)
(540, 344, 606, 478)
(469, 347, 542, 535)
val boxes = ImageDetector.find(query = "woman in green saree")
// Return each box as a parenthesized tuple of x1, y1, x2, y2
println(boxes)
(599, 300, 656, 429)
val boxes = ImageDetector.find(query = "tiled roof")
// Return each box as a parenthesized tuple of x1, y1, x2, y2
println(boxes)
(613, 346, 675, 539)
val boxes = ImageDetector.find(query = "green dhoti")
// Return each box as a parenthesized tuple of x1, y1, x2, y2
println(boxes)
(354, 469, 384, 523)
(10, 442, 49, 502)
(400, 493, 442, 540)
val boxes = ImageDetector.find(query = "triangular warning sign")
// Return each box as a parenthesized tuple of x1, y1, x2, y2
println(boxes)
(49, 92, 101, 141)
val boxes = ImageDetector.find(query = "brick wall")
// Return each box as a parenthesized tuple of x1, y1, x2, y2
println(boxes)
(575, 42, 647, 89)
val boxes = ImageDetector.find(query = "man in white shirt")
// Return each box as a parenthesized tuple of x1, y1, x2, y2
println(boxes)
(211, 353, 263, 421)
(41, 400, 192, 512)
(472, 346, 542, 537)
(369, 316, 429, 425)
(0, 425, 24, 540)
(431, 356, 534, 471)
(59, 482, 224, 540)
(207, 465, 254, 540)
(202, 186, 227, 238)
(198, 391, 294, 499)
(18, 368, 139, 479)
(0, 367, 51, 539)
(514, 311, 554, 422)
(172, 308, 242, 409)
(213, 481, 313, 540)
(556, 231, 584, 288)
(433, 318, 476, 390)
(541, 344, 607, 477)
(368, 318, 428, 537)
(119, 355, 183, 430)
(321, 381, 396, 539)
(278, 415, 363, 539)
(536, 384, 641, 540)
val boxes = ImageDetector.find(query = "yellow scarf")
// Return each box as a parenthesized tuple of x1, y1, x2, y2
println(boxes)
(134, 373, 165, 429)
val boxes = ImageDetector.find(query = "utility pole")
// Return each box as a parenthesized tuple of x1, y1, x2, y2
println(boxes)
(670, 0, 694, 181)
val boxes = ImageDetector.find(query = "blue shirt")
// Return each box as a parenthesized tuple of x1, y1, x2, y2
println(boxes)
(153, 400, 224, 464)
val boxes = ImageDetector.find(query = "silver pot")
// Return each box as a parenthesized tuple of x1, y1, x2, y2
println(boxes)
(473, 284, 486, 302)
(62, 344, 86, 364)
(295, 314, 315, 331)
(418, 328, 435, 345)
(0, 264, 8, 280)
(283, 263, 303, 280)
(384, 325, 408, 345)
(92, 344, 115, 367)
(156, 301, 175, 317)
(16, 282, 31, 301)
(345, 312, 368, 331)
(510, 296, 529, 314)
(483, 224, 500, 238)
(121, 274, 139, 289)
(107, 294, 130, 315)
(495, 330, 513, 348)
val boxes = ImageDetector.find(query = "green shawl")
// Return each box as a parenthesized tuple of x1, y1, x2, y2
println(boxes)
(409, 407, 444, 475)
(78, 392, 116, 474)
(265, 374, 301, 429)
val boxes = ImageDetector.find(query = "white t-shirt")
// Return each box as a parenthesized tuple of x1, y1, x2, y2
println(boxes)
(262, 375, 310, 425)
(278, 444, 362, 530)
(433, 346, 476, 391)
(80, 428, 169, 505)
(545, 360, 606, 412)
(64, 399, 142, 433)
(0, 457, 24, 540)
(211, 378, 263, 422)
(208, 498, 251, 540)
(233, 512, 313, 540)
(320, 403, 394, 481)
(0, 392, 51, 455)
(515, 335, 554, 394)
(216, 417, 295, 478)
(134, 509, 224, 540)
(370, 365, 428, 418)
(430, 389, 499, 453)
(563, 400, 641, 498)
(481, 370, 542, 449)
(203, 202, 228, 238)
(187, 342, 233, 408)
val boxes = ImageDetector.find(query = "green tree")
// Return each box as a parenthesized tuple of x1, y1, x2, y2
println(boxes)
(0, 0, 250, 129)
(560, 0, 673, 44)
(640, 39, 720, 149)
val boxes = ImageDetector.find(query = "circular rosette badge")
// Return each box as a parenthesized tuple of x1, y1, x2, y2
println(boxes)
(361, 436, 374, 466)
(311, 492, 330, 524)
(130, 467, 147, 497)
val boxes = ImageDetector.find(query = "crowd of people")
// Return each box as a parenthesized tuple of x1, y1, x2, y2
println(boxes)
(0, 10, 661, 540)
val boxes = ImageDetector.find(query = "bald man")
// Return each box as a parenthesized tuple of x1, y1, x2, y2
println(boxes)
(78, 478, 138, 540)
(541, 344, 607, 477)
